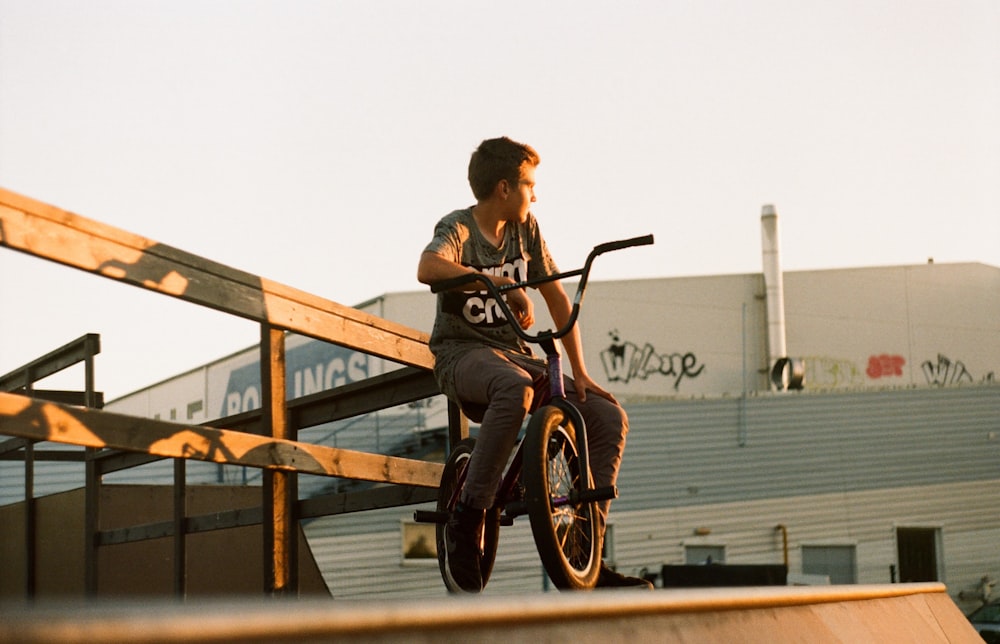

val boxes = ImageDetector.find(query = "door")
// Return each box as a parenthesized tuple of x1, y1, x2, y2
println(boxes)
(896, 527, 939, 583)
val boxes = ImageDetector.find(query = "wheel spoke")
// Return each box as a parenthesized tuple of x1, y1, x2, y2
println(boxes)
(546, 430, 594, 569)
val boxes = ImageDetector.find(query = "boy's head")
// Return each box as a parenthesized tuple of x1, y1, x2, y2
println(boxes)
(468, 137, 540, 201)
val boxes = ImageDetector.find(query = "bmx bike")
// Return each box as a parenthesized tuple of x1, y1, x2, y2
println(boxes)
(413, 234, 654, 592)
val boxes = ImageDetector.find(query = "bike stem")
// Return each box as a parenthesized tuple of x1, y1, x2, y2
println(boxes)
(539, 337, 565, 399)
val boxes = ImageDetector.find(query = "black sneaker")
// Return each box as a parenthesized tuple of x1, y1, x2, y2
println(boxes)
(443, 503, 485, 593)
(596, 563, 655, 590)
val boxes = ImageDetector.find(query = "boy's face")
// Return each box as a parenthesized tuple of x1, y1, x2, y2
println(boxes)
(506, 163, 536, 223)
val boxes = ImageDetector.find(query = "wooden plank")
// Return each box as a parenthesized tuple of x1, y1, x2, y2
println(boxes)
(0, 187, 434, 369)
(85, 368, 440, 473)
(0, 392, 443, 487)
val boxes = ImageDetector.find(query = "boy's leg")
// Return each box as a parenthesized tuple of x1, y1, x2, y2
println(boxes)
(442, 348, 535, 593)
(452, 347, 536, 509)
(561, 378, 629, 523)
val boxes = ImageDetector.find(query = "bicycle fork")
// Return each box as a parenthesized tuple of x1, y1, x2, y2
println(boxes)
(538, 337, 618, 510)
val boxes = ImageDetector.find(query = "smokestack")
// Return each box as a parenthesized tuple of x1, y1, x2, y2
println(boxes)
(760, 205, 787, 366)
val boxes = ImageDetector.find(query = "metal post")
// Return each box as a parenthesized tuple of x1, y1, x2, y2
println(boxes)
(83, 338, 101, 597)
(23, 373, 37, 599)
(739, 302, 748, 447)
(25, 441, 36, 598)
(173, 458, 187, 598)
(84, 447, 100, 597)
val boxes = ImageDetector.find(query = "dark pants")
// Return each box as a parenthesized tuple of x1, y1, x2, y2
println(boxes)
(451, 346, 629, 523)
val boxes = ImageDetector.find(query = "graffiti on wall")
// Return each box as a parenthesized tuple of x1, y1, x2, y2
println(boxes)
(802, 355, 866, 389)
(921, 353, 995, 386)
(807, 352, 995, 388)
(600, 330, 705, 391)
(867, 354, 906, 379)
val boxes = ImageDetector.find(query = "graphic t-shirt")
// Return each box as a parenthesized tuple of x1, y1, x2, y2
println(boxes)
(423, 207, 558, 399)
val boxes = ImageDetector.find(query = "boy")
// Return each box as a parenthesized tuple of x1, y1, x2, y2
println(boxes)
(417, 136, 650, 592)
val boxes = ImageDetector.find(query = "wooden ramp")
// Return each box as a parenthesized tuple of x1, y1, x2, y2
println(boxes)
(0, 583, 980, 643)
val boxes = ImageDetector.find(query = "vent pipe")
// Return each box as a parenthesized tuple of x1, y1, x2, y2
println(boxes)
(760, 205, 803, 390)
(761, 205, 787, 366)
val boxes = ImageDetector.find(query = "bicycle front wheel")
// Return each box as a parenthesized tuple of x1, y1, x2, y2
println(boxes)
(523, 406, 602, 590)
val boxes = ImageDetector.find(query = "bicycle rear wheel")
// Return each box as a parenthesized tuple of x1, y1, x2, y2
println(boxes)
(522, 406, 602, 590)
(435, 438, 500, 592)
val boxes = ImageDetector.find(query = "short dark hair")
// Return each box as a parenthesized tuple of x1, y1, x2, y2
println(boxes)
(468, 137, 540, 200)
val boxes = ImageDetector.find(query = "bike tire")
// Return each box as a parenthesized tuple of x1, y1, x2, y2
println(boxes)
(435, 437, 501, 592)
(522, 406, 602, 590)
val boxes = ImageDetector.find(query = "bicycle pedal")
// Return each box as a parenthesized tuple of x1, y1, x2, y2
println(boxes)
(499, 515, 515, 526)
(571, 485, 619, 505)
(503, 500, 528, 519)
(413, 510, 449, 524)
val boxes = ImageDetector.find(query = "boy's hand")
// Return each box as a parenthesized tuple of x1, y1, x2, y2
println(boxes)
(505, 287, 534, 329)
(573, 373, 618, 404)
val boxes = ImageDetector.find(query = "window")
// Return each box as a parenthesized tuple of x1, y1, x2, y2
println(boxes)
(802, 545, 857, 584)
(685, 545, 725, 565)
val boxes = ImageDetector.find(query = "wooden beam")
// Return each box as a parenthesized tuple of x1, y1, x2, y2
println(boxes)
(0, 392, 443, 487)
(0, 188, 433, 370)
(261, 325, 295, 596)
(76, 367, 440, 473)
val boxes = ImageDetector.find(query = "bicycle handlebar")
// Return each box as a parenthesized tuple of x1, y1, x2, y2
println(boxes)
(591, 234, 655, 256)
(429, 234, 654, 343)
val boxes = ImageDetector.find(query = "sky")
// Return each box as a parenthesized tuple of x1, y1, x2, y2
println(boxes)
(1, 1, 998, 401)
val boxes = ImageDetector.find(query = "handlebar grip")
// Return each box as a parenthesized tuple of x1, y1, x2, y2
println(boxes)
(592, 234, 655, 256)
(429, 272, 489, 294)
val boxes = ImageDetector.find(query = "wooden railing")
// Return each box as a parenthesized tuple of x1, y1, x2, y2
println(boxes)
(0, 187, 460, 597)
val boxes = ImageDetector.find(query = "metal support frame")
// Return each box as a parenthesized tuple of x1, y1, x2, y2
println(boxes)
(0, 334, 102, 599)
(0, 338, 456, 600)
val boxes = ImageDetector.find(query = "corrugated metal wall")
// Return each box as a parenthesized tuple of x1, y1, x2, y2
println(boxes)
(302, 384, 999, 602)
(617, 385, 1000, 511)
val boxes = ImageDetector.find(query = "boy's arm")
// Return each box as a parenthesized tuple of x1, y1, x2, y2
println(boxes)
(417, 250, 472, 285)
(538, 280, 617, 404)
(417, 251, 535, 329)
